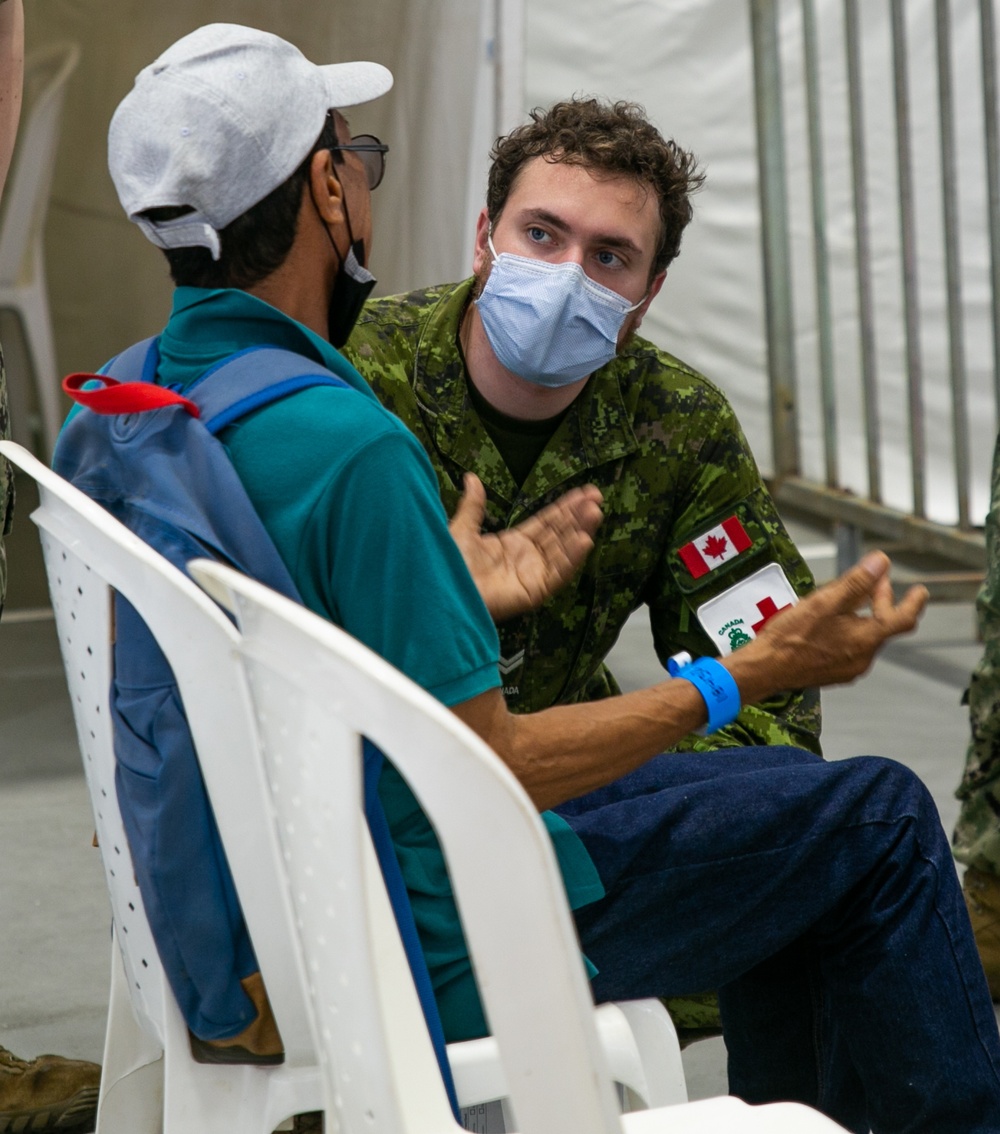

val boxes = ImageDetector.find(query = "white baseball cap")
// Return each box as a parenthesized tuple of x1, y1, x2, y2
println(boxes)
(108, 24, 393, 259)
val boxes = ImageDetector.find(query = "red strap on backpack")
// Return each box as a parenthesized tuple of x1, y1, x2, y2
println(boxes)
(63, 373, 200, 418)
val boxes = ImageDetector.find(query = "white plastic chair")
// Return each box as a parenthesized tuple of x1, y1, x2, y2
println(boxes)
(0, 43, 79, 459)
(2, 438, 685, 1131)
(190, 556, 849, 1134)
(1, 441, 324, 1134)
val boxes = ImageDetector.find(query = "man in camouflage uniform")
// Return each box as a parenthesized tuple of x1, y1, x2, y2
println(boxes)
(955, 433, 1000, 998)
(0, 0, 103, 1127)
(347, 100, 817, 747)
(345, 100, 817, 1035)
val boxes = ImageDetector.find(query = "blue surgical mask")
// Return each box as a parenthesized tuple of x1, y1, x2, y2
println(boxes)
(474, 232, 645, 387)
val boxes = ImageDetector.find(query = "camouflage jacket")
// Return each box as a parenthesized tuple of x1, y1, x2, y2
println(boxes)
(954, 431, 1000, 868)
(346, 280, 821, 753)
(0, 340, 13, 616)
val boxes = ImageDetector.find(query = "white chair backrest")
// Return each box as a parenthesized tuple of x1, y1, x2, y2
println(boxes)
(0, 43, 79, 286)
(33, 458, 167, 1039)
(191, 558, 625, 1134)
(0, 441, 316, 1066)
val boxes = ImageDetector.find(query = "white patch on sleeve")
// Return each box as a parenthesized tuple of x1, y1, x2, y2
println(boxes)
(696, 562, 798, 656)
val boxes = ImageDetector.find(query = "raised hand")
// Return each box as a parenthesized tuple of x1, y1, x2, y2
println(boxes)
(448, 473, 603, 621)
(729, 551, 929, 701)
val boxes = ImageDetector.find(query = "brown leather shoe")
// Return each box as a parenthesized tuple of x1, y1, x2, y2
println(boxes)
(188, 971, 285, 1066)
(964, 866, 1000, 1000)
(0, 1046, 100, 1132)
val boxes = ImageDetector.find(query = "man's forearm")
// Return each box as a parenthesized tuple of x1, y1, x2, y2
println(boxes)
(0, 0, 24, 200)
(453, 552, 928, 811)
(454, 676, 709, 810)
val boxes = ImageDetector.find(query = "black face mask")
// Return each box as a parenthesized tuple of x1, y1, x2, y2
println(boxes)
(322, 184, 376, 348)
(328, 240, 376, 348)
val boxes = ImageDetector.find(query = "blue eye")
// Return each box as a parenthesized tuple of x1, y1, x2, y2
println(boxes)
(527, 226, 549, 243)
(596, 250, 621, 267)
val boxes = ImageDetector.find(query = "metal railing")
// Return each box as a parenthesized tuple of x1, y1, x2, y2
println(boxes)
(750, 0, 996, 589)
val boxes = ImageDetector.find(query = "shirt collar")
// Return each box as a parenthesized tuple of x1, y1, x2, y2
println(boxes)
(160, 287, 376, 401)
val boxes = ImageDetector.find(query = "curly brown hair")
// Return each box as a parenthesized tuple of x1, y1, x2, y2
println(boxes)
(486, 98, 704, 278)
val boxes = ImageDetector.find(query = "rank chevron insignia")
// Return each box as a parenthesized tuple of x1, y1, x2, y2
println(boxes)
(498, 649, 525, 676)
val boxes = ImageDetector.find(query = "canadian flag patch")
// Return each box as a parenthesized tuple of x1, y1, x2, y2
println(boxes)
(678, 515, 752, 579)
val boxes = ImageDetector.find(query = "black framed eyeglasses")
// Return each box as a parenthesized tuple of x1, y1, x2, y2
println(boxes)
(333, 134, 389, 190)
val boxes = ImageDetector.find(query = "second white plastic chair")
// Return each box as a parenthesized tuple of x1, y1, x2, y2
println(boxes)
(192, 557, 849, 1134)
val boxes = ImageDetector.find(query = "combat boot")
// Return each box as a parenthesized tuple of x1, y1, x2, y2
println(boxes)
(964, 865, 1000, 1000)
(0, 1046, 100, 1133)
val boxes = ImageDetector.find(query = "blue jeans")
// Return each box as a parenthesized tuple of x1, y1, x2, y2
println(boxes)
(557, 747, 1000, 1133)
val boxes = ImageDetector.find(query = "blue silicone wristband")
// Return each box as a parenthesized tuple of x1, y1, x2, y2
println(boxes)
(667, 655, 741, 734)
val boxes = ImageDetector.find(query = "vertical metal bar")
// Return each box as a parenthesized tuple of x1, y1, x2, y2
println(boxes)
(844, 0, 882, 502)
(800, 0, 839, 488)
(834, 521, 865, 575)
(936, 0, 971, 528)
(980, 0, 1000, 420)
(890, 0, 927, 518)
(750, 0, 801, 478)
(494, 0, 525, 138)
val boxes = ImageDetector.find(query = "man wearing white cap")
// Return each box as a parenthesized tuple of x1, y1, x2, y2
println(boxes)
(93, 24, 1000, 1131)
(100, 19, 604, 1066)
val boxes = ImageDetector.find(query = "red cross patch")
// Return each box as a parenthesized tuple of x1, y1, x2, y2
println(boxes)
(694, 563, 798, 656)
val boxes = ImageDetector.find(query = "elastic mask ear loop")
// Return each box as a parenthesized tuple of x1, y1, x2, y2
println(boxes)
(317, 180, 346, 274)
(321, 162, 377, 348)
(339, 185, 368, 268)
(319, 161, 366, 274)
(620, 289, 647, 314)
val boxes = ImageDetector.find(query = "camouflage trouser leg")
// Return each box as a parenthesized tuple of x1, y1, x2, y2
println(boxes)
(953, 780, 1000, 876)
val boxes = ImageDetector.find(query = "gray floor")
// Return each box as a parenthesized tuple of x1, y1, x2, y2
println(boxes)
(0, 514, 989, 1103)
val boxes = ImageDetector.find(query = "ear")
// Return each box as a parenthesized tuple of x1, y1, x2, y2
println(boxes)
(623, 270, 667, 342)
(309, 148, 346, 228)
(471, 207, 492, 275)
(636, 269, 667, 320)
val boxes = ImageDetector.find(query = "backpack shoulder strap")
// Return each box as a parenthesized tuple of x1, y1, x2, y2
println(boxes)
(101, 336, 162, 383)
(65, 340, 352, 434)
(186, 346, 350, 434)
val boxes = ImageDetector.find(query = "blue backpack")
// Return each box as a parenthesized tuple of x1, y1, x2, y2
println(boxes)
(53, 338, 459, 1108)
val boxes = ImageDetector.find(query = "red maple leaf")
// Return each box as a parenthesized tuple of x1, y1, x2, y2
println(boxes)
(702, 534, 729, 559)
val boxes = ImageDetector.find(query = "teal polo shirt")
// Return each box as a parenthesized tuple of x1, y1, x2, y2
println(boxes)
(157, 287, 604, 1040)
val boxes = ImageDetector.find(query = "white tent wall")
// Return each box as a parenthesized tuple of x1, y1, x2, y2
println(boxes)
(18, 0, 999, 530)
(20, 0, 483, 384)
(527, 0, 998, 527)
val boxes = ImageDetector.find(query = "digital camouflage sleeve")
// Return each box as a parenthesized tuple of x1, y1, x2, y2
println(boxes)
(0, 341, 13, 616)
(954, 431, 1000, 872)
(345, 280, 821, 755)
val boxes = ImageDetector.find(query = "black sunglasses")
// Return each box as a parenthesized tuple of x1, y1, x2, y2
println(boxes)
(333, 134, 390, 190)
